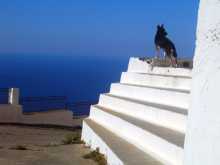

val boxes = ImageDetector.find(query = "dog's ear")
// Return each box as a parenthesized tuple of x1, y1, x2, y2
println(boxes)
(161, 24, 164, 28)
(157, 25, 160, 29)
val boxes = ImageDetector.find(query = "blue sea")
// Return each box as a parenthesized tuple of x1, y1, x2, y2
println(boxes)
(0, 54, 129, 115)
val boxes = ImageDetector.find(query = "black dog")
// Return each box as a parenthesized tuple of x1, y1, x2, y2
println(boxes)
(154, 24, 177, 67)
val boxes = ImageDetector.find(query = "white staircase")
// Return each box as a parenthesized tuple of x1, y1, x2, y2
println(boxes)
(82, 57, 192, 165)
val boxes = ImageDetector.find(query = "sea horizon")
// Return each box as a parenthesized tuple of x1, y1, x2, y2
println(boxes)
(0, 53, 131, 114)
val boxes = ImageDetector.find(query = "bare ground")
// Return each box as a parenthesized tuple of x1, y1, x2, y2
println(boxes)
(0, 125, 96, 165)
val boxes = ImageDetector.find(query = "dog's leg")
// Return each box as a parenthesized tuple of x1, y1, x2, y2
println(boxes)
(168, 56, 173, 67)
(163, 51, 168, 66)
(170, 49, 178, 67)
(146, 58, 154, 70)
(163, 51, 166, 59)
(155, 45, 160, 59)
(172, 57, 178, 67)
(150, 59, 154, 70)
(173, 57, 178, 67)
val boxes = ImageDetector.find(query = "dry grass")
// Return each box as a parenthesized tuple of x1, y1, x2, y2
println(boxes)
(62, 132, 83, 145)
(83, 148, 107, 165)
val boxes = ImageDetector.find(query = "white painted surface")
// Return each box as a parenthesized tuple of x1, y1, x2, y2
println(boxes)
(184, 0, 220, 165)
(98, 94, 187, 133)
(81, 120, 124, 165)
(82, 119, 163, 165)
(82, 57, 192, 165)
(8, 88, 19, 105)
(89, 105, 183, 165)
(128, 58, 192, 77)
(110, 83, 190, 109)
(121, 72, 191, 92)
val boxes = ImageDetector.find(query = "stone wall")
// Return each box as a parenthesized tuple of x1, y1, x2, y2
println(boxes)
(0, 105, 82, 127)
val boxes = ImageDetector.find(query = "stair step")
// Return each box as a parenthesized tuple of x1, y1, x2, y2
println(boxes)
(82, 118, 163, 165)
(120, 72, 191, 92)
(127, 58, 192, 77)
(98, 93, 187, 133)
(89, 105, 184, 165)
(110, 83, 190, 109)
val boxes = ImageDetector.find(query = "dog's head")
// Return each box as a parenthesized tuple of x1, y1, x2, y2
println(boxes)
(156, 24, 168, 37)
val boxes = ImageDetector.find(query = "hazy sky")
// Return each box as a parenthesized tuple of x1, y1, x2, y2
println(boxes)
(0, 0, 199, 58)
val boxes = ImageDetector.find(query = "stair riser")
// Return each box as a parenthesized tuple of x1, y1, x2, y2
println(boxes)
(110, 84, 189, 109)
(120, 72, 191, 92)
(82, 121, 124, 165)
(89, 106, 183, 165)
(99, 94, 186, 133)
(128, 58, 192, 77)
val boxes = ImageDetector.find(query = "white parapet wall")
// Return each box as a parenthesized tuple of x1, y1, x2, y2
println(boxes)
(184, 0, 220, 165)
(0, 104, 79, 127)
(8, 88, 19, 105)
(0, 88, 81, 127)
(21, 110, 77, 127)
(0, 105, 23, 123)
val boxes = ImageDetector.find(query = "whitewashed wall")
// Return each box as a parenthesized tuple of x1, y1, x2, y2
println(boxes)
(184, 0, 220, 165)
